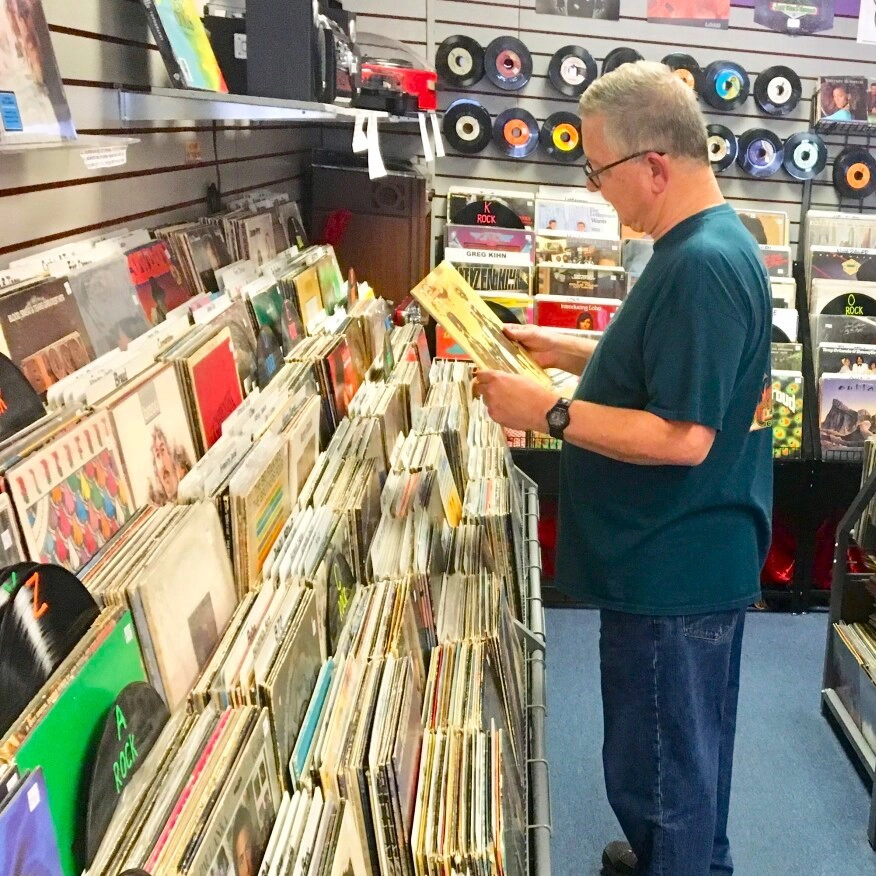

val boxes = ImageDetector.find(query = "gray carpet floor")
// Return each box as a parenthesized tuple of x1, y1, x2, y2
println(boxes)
(544, 608, 875, 876)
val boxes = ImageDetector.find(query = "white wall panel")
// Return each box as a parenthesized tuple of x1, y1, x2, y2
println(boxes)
(0, 0, 314, 267)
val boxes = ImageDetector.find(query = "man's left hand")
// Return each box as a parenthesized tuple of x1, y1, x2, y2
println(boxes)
(473, 370, 555, 433)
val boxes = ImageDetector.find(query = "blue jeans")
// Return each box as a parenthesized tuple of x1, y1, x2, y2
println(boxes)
(599, 608, 746, 876)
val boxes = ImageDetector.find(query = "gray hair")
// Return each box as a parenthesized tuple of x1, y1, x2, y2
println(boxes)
(579, 61, 708, 165)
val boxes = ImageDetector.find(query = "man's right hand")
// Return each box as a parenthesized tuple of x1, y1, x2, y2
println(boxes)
(503, 324, 557, 368)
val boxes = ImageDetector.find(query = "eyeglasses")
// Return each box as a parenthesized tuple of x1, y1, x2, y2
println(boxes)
(583, 150, 666, 189)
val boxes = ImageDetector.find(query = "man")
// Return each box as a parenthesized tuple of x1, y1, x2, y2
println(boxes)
(824, 84, 853, 121)
(474, 62, 772, 876)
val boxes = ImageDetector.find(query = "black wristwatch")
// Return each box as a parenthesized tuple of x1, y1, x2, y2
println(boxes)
(546, 398, 572, 440)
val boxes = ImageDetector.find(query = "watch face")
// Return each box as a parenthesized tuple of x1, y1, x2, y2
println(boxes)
(548, 410, 564, 428)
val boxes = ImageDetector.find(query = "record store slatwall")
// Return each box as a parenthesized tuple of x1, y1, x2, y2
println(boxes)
(346, 0, 876, 255)
(0, 0, 320, 268)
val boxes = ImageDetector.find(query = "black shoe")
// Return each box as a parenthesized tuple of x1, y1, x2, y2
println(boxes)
(602, 840, 637, 876)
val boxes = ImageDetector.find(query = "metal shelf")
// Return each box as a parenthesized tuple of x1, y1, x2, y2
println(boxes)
(519, 471, 552, 876)
(813, 119, 876, 138)
(117, 87, 420, 125)
(822, 470, 876, 849)
(0, 133, 138, 156)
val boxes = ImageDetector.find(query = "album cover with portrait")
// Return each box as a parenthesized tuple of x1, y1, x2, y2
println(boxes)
(103, 362, 199, 509)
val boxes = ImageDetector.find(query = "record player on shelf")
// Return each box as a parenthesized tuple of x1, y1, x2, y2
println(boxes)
(354, 33, 437, 115)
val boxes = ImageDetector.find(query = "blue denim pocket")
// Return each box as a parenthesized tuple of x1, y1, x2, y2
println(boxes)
(682, 610, 739, 642)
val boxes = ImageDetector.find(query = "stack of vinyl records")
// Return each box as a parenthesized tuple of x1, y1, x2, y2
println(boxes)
(803, 211, 876, 458)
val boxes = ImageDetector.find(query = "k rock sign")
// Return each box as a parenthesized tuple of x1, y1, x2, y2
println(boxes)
(85, 683, 169, 866)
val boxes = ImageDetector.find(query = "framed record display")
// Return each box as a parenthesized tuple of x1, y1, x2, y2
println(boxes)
(0, 0, 76, 144)
(754, 0, 834, 34)
(536, 0, 620, 18)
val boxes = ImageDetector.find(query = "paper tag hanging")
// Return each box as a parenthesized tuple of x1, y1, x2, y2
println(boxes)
(352, 114, 368, 153)
(418, 113, 435, 162)
(367, 115, 387, 180)
(430, 112, 446, 158)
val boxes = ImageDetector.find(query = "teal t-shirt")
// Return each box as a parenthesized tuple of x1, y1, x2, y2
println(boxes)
(554, 204, 773, 615)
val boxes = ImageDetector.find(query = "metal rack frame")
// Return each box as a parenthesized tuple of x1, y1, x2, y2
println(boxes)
(516, 470, 552, 876)
(821, 469, 876, 849)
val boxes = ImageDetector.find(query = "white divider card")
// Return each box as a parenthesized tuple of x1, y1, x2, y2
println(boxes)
(430, 112, 446, 158)
(352, 114, 367, 154)
(418, 113, 435, 163)
(858, 0, 876, 44)
(367, 115, 387, 180)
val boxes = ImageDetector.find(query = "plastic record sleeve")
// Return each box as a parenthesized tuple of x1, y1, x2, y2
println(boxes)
(662, 52, 703, 94)
(706, 124, 738, 174)
(442, 99, 492, 154)
(483, 36, 533, 91)
(540, 112, 584, 163)
(548, 45, 598, 97)
(736, 128, 784, 178)
(753, 66, 802, 117)
(435, 35, 485, 88)
(492, 108, 540, 158)
(782, 132, 827, 181)
(702, 60, 750, 110)
(833, 146, 876, 200)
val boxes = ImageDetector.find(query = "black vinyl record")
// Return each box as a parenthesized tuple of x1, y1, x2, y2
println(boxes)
(540, 111, 584, 163)
(85, 682, 169, 865)
(601, 46, 644, 77)
(833, 146, 876, 200)
(492, 108, 539, 158)
(484, 36, 533, 91)
(0, 564, 99, 736)
(662, 52, 702, 94)
(435, 35, 485, 88)
(485, 302, 523, 325)
(0, 355, 45, 445)
(736, 128, 783, 178)
(782, 132, 828, 181)
(706, 124, 737, 173)
(453, 199, 526, 230)
(819, 291, 876, 316)
(443, 99, 492, 154)
(771, 325, 792, 343)
(548, 45, 597, 97)
(753, 66, 801, 116)
(702, 60, 750, 110)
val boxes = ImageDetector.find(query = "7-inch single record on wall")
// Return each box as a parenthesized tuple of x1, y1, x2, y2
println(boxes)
(702, 60, 750, 110)
(782, 131, 827, 181)
(484, 36, 533, 91)
(540, 112, 584, 163)
(753, 66, 801, 116)
(602, 47, 643, 77)
(548, 46, 597, 97)
(453, 199, 526, 230)
(662, 53, 702, 94)
(833, 146, 876, 200)
(706, 124, 737, 173)
(737, 128, 783, 177)
(493, 108, 539, 158)
(443, 99, 492, 154)
(436, 35, 485, 88)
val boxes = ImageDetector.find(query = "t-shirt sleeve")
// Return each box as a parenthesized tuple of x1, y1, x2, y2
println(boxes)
(642, 272, 749, 431)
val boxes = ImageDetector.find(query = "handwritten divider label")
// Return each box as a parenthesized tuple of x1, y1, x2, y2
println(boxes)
(85, 683, 169, 866)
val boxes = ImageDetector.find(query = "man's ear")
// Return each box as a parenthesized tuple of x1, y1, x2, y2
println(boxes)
(648, 153, 672, 194)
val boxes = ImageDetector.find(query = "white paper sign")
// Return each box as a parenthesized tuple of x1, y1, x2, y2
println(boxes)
(858, 0, 876, 44)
